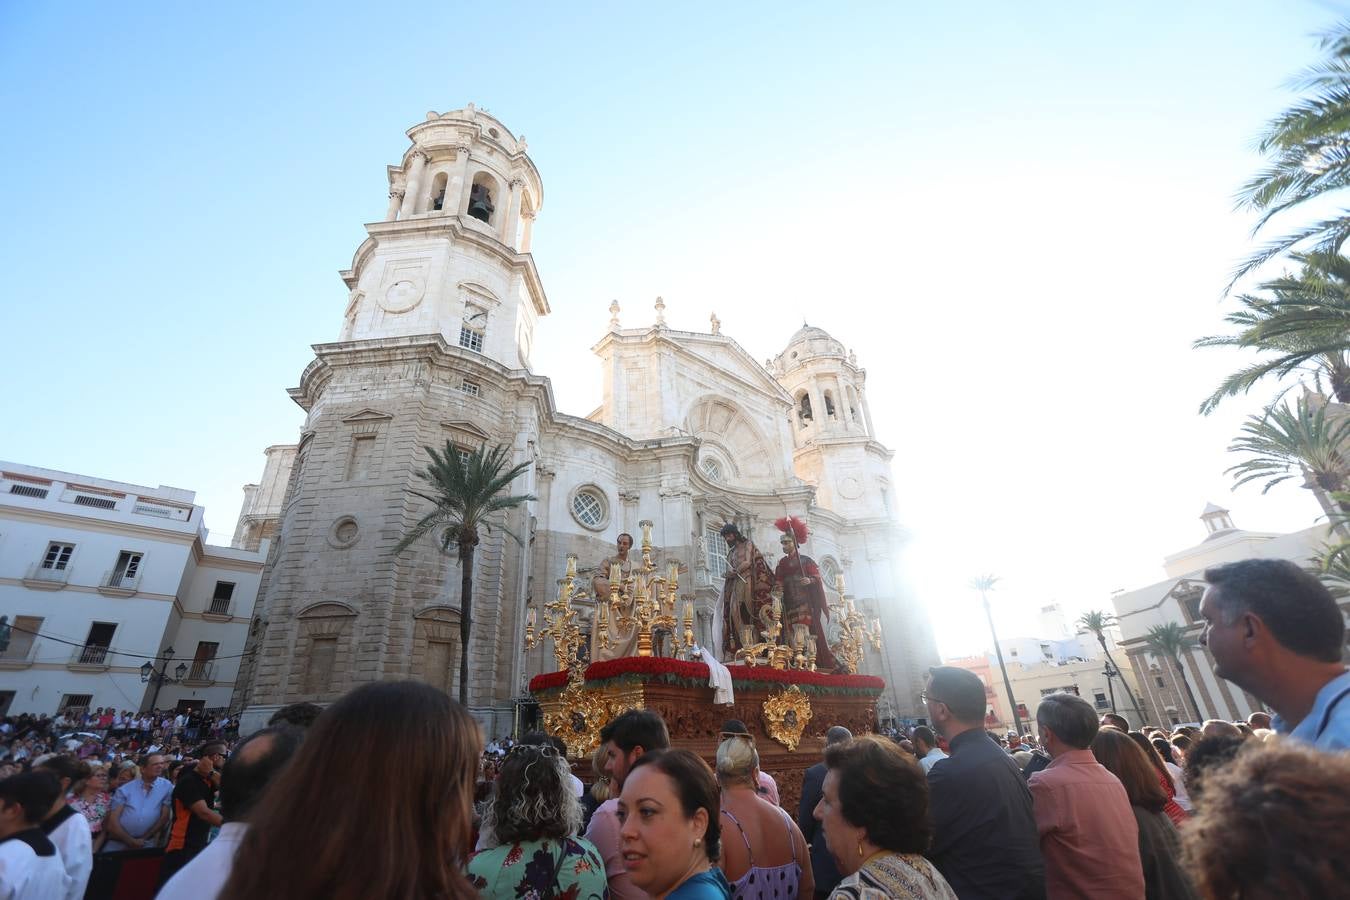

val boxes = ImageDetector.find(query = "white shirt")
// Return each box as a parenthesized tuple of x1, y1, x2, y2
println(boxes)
(157, 822, 247, 900)
(0, 830, 70, 900)
(920, 747, 949, 772)
(44, 810, 91, 900)
(1164, 761, 1192, 812)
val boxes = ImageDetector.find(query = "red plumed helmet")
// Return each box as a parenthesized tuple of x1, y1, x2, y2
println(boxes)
(774, 516, 809, 546)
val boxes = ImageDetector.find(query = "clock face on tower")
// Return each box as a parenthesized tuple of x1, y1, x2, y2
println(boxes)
(379, 279, 424, 313)
(838, 475, 863, 500)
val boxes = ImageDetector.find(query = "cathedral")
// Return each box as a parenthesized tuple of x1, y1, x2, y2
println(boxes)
(230, 106, 939, 736)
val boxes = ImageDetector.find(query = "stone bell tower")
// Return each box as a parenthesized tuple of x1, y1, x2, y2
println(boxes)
(772, 325, 888, 518)
(236, 107, 548, 734)
(339, 105, 549, 369)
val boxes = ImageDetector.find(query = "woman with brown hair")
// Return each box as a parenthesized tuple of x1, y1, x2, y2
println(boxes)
(813, 735, 955, 900)
(1125, 731, 1189, 823)
(714, 733, 813, 899)
(619, 749, 732, 899)
(217, 681, 482, 900)
(1089, 729, 1197, 900)
(1182, 741, 1350, 899)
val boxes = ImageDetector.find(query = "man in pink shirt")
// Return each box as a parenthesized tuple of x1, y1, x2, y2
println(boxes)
(584, 709, 669, 900)
(1028, 693, 1144, 899)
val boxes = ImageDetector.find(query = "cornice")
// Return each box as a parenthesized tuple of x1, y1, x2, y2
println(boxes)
(347, 217, 549, 315)
(0, 577, 176, 603)
(0, 504, 199, 544)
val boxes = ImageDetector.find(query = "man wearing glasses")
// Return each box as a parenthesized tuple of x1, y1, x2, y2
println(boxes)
(923, 667, 1045, 900)
(158, 742, 225, 887)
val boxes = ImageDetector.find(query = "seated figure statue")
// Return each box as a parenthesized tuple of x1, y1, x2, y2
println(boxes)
(589, 533, 639, 661)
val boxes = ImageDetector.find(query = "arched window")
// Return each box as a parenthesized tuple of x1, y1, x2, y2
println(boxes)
(429, 172, 448, 211)
(797, 392, 813, 427)
(701, 456, 722, 482)
(468, 173, 497, 224)
(823, 390, 836, 418)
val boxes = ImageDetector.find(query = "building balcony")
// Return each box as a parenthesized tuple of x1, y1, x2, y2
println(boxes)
(183, 661, 215, 685)
(203, 599, 233, 621)
(97, 570, 141, 597)
(67, 645, 111, 671)
(21, 563, 69, 590)
(0, 642, 40, 670)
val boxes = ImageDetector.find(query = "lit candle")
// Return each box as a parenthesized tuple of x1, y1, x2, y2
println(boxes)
(683, 600, 693, 625)
(772, 597, 782, 617)
(640, 519, 654, 550)
(610, 562, 622, 585)
(527, 608, 536, 629)
(741, 625, 755, 648)
(566, 555, 578, 578)
(668, 560, 678, 583)
(834, 573, 845, 594)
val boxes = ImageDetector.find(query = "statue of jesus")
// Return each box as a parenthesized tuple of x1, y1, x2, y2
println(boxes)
(718, 523, 775, 661)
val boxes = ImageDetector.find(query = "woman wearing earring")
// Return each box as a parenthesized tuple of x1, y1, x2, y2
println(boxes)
(813, 736, 957, 900)
(618, 749, 732, 899)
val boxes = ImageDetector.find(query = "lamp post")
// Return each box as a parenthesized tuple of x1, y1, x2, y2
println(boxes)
(1103, 659, 1119, 715)
(140, 647, 188, 712)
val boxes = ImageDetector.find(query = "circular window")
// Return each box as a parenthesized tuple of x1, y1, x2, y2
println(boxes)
(701, 457, 722, 482)
(569, 487, 609, 531)
(489, 127, 500, 138)
(327, 515, 360, 549)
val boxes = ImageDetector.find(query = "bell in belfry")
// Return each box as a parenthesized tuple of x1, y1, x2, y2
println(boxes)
(468, 183, 495, 223)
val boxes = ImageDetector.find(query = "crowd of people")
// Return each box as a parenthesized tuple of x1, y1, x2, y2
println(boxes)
(0, 557, 1343, 899)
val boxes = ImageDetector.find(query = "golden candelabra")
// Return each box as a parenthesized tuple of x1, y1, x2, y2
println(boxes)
(598, 520, 694, 659)
(524, 554, 589, 685)
(734, 593, 818, 670)
(829, 572, 883, 675)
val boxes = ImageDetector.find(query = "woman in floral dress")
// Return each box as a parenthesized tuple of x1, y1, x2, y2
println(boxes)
(69, 764, 112, 851)
(469, 744, 608, 899)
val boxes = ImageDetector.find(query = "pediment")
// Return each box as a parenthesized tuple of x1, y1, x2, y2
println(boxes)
(660, 334, 791, 404)
(297, 600, 359, 619)
(441, 420, 491, 441)
(342, 408, 394, 424)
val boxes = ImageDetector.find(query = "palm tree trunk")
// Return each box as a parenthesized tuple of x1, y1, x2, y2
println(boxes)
(458, 543, 475, 707)
(1173, 656, 1201, 722)
(983, 594, 1022, 735)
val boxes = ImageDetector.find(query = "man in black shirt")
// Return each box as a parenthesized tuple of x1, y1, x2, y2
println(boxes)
(158, 742, 225, 887)
(924, 666, 1046, 899)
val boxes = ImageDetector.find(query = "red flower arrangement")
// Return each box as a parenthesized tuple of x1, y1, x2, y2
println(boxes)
(527, 657, 884, 694)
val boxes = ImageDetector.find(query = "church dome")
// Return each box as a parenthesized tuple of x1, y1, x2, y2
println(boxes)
(778, 323, 846, 369)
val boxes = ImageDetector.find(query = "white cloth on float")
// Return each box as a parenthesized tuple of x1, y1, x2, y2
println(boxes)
(694, 645, 734, 706)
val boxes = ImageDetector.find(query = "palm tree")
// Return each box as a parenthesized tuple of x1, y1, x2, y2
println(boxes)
(1197, 253, 1350, 414)
(394, 442, 535, 706)
(971, 575, 1023, 736)
(1225, 395, 1350, 520)
(1076, 610, 1143, 722)
(1145, 623, 1203, 722)
(1232, 23, 1350, 286)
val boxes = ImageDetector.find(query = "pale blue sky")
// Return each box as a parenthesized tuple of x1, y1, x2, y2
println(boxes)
(2, 2, 1344, 655)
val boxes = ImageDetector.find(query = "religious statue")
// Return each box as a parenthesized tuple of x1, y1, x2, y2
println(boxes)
(589, 533, 639, 661)
(773, 517, 838, 672)
(718, 523, 775, 660)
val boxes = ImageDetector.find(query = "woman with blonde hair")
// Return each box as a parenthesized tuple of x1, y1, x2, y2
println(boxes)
(217, 681, 482, 900)
(70, 763, 113, 851)
(715, 732, 813, 900)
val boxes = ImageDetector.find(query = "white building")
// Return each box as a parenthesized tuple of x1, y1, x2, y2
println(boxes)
(1111, 503, 1340, 726)
(231, 106, 940, 735)
(0, 463, 265, 717)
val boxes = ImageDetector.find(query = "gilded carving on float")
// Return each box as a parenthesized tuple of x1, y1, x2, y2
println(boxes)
(762, 684, 813, 752)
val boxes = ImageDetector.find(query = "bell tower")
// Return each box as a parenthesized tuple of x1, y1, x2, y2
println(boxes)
(338, 105, 549, 370)
(772, 325, 888, 518)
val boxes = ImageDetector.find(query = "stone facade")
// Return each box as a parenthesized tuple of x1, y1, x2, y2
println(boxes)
(232, 107, 939, 736)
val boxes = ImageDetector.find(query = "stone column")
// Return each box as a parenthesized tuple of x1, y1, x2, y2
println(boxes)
(520, 210, 536, 252)
(385, 182, 405, 221)
(834, 375, 849, 429)
(399, 150, 429, 219)
(502, 177, 524, 247)
(447, 144, 472, 217)
(859, 382, 877, 438)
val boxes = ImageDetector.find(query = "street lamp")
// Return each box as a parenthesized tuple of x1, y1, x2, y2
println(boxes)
(140, 647, 188, 711)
